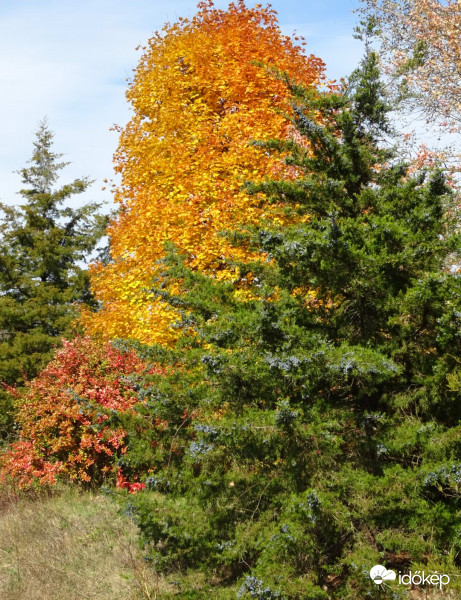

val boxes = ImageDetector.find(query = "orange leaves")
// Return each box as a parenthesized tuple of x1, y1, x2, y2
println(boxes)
(83, 1, 324, 344)
(0, 337, 152, 488)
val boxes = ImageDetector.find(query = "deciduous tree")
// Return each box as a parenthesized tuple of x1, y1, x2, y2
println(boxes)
(83, 0, 325, 345)
(359, 0, 461, 130)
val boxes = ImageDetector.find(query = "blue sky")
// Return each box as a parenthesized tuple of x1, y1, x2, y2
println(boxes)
(0, 0, 362, 210)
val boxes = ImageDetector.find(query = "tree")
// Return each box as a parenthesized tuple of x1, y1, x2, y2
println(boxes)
(0, 120, 107, 440)
(82, 0, 325, 345)
(111, 51, 461, 597)
(358, 0, 461, 131)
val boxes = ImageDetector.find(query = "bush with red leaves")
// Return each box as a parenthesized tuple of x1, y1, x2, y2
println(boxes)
(0, 336, 154, 488)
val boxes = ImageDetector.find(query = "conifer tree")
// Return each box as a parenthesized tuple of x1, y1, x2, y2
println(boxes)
(113, 49, 461, 597)
(0, 120, 107, 440)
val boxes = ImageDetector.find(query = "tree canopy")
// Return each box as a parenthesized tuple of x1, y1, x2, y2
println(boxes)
(111, 50, 461, 597)
(6, 45, 461, 596)
(82, 0, 325, 345)
(359, 0, 461, 131)
(2, 3, 461, 597)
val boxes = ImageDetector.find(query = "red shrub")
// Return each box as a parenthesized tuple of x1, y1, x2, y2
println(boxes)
(0, 336, 153, 488)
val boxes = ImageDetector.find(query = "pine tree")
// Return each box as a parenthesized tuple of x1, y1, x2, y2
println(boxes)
(0, 120, 107, 440)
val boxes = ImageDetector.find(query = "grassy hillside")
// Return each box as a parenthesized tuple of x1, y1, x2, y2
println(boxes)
(0, 486, 171, 600)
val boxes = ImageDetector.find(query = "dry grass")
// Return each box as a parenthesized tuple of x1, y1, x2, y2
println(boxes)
(407, 586, 459, 599)
(1, 486, 458, 600)
(0, 486, 172, 600)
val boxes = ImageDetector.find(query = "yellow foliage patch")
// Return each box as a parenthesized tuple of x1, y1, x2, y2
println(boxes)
(83, 0, 324, 344)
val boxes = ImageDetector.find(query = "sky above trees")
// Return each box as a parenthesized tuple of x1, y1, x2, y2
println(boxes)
(0, 0, 362, 210)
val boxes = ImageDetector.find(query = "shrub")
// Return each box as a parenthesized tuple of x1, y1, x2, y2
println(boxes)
(0, 336, 159, 488)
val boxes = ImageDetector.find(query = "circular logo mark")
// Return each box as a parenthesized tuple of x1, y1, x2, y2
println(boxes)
(370, 565, 397, 585)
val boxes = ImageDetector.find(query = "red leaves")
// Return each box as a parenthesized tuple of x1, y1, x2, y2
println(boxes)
(116, 469, 146, 494)
(0, 337, 149, 489)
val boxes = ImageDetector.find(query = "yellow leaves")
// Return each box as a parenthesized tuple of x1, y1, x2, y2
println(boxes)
(83, 1, 324, 345)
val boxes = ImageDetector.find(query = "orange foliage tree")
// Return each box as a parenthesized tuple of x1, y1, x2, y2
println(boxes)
(83, 0, 325, 345)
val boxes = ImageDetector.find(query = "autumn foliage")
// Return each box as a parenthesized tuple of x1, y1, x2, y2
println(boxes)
(83, 0, 324, 344)
(360, 0, 461, 130)
(3, 1, 461, 595)
(0, 337, 153, 488)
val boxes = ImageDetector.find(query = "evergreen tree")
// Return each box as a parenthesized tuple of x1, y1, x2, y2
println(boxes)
(5, 51, 461, 597)
(112, 49, 461, 598)
(0, 120, 107, 440)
